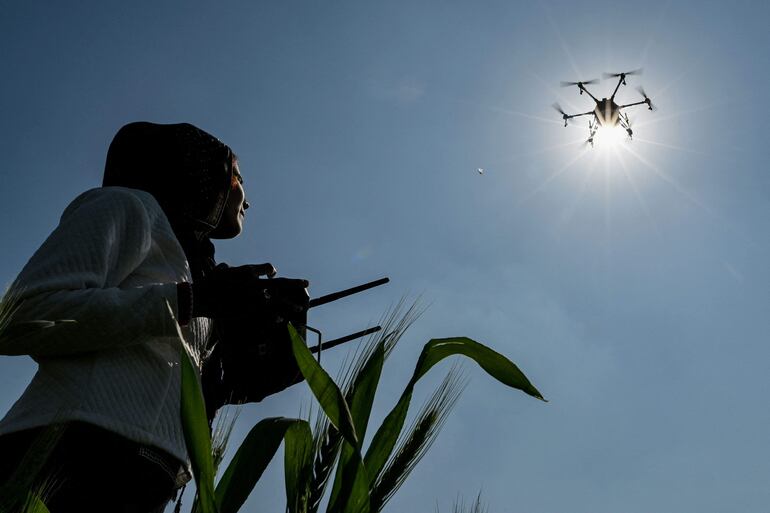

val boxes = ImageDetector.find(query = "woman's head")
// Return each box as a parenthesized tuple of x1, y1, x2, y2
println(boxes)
(102, 122, 246, 239)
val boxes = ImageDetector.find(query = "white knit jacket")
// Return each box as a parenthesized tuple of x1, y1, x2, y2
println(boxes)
(0, 186, 211, 467)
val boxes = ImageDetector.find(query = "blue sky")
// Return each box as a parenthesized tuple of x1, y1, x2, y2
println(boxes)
(1, 1, 770, 511)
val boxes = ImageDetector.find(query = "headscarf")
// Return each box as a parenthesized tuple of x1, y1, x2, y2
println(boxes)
(103, 121, 235, 237)
(102, 121, 236, 279)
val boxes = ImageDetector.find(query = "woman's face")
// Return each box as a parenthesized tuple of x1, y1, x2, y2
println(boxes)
(210, 161, 247, 239)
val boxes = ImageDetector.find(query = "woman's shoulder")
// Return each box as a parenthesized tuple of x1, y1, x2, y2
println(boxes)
(63, 187, 164, 219)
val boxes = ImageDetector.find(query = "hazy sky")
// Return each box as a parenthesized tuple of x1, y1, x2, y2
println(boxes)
(2, 1, 770, 512)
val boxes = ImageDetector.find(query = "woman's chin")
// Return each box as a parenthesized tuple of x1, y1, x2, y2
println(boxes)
(209, 220, 242, 240)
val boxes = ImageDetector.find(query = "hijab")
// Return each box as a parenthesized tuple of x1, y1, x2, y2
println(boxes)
(102, 121, 236, 279)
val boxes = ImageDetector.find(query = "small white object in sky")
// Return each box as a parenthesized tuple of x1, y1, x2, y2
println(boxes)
(477, 168, 484, 175)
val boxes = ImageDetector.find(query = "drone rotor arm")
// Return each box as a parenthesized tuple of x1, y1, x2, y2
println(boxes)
(618, 100, 649, 109)
(566, 110, 596, 120)
(579, 85, 600, 103)
(610, 75, 624, 100)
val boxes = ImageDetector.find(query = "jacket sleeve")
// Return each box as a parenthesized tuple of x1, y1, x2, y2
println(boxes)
(0, 188, 184, 357)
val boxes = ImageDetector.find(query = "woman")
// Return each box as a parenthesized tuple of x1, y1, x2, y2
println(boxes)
(0, 122, 305, 512)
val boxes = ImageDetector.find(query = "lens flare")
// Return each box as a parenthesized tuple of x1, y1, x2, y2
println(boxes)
(592, 125, 626, 149)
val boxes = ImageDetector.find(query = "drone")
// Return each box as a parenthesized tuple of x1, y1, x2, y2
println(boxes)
(553, 69, 655, 147)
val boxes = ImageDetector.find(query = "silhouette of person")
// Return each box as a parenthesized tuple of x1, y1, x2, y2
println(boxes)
(0, 122, 307, 512)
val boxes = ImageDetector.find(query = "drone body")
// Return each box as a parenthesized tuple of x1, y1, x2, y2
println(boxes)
(554, 70, 655, 147)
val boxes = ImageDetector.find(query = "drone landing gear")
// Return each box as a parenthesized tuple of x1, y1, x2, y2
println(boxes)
(586, 119, 597, 147)
(620, 113, 633, 140)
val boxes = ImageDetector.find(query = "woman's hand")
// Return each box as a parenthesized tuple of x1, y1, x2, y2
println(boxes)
(191, 263, 308, 320)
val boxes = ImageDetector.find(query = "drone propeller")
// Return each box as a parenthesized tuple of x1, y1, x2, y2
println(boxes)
(552, 102, 572, 126)
(636, 86, 657, 111)
(559, 79, 599, 88)
(602, 68, 643, 79)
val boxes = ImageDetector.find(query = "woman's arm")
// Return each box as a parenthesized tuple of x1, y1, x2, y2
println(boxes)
(0, 188, 184, 357)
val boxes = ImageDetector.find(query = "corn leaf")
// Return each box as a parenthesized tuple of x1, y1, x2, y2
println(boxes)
(21, 493, 51, 513)
(415, 338, 543, 399)
(284, 421, 314, 513)
(346, 340, 386, 447)
(288, 324, 358, 449)
(364, 337, 544, 487)
(336, 453, 370, 513)
(369, 369, 464, 511)
(0, 420, 65, 513)
(289, 323, 373, 513)
(1, 489, 52, 513)
(180, 347, 217, 513)
(327, 341, 385, 513)
(214, 418, 308, 513)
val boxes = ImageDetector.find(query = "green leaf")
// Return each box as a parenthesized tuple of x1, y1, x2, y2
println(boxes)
(0, 420, 65, 513)
(337, 453, 370, 513)
(347, 340, 386, 447)
(0, 487, 51, 513)
(327, 341, 385, 513)
(362, 393, 411, 490)
(413, 338, 544, 400)
(288, 323, 374, 513)
(288, 323, 359, 449)
(215, 418, 308, 513)
(284, 421, 314, 513)
(0, 487, 53, 513)
(369, 370, 464, 511)
(19, 492, 51, 513)
(180, 347, 217, 513)
(364, 337, 544, 487)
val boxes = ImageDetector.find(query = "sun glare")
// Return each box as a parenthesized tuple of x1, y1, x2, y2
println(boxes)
(593, 125, 626, 149)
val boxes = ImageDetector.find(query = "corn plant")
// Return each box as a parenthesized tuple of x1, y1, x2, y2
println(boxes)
(181, 302, 545, 513)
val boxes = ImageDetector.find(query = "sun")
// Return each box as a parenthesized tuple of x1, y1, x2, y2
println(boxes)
(592, 124, 626, 150)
